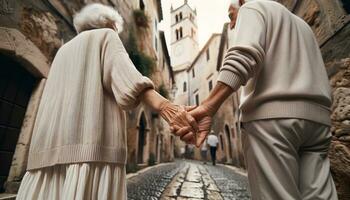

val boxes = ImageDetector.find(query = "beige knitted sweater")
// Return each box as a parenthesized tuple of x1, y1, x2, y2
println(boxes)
(218, 0, 332, 125)
(27, 29, 154, 170)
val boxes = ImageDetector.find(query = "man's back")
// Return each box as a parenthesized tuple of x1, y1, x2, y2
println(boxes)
(218, 0, 332, 125)
(207, 135, 218, 147)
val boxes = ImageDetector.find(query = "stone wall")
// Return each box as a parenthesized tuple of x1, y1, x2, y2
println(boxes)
(279, 0, 350, 198)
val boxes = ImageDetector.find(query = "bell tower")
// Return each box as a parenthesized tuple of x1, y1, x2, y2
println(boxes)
(170, 0, 199, 71)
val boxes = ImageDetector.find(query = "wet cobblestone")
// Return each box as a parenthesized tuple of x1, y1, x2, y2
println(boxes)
(127, 162, 184, 200)
(203, 164, 251, 200)
(127, 160, 250, 200)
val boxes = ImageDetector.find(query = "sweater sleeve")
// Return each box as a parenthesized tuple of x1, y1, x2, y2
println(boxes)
(102, 30, 154, 110)
(218, 7, 266, 91)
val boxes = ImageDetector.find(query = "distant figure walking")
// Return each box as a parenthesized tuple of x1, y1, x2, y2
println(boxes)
(207, 131, 219, 165)
(200, 139, 208, 164)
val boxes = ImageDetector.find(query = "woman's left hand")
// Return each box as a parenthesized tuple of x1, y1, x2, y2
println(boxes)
(159, 101, 198, 142)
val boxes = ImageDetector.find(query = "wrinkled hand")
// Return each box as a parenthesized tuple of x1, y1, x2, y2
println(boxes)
(171, 104, 213, 147)
(159, 101, 198, 140)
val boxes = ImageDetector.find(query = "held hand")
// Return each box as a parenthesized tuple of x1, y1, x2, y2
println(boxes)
(171, 104, 213, 147)
(159, 101, 198, 138)
(188, 104, 213, 147)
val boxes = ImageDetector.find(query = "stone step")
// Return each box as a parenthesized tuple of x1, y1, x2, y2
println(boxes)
(0, 193, 16, 200)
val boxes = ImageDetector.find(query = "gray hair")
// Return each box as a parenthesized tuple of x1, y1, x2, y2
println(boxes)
(230, 0, 259, 8)
(73, 3, 124, 33)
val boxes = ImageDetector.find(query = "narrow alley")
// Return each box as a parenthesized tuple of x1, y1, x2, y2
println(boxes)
(127, 160, 250, 200)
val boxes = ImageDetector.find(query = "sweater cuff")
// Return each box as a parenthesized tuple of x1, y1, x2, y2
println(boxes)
(217, 70, 242, 91)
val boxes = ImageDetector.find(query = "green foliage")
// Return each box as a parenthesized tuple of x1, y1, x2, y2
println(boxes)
(158, 84, 169, 99)
(126, 29, 155, 77)
(133, 9, 149, 28)
(126, 162, 138, 173)
(148, 153, 156, 166)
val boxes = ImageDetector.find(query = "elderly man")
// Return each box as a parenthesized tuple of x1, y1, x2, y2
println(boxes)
(174, 0, 338, 199)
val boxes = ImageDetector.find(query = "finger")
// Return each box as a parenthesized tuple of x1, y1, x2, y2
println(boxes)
(175, 110, 191, 127)
(185, 105, 197, 112)
(175, 126, 192, 137)
(196, 131, 209, 147)
(186, 113, 198, 132)
(170, 125, 181, 133)
(181, 132, 195, 142)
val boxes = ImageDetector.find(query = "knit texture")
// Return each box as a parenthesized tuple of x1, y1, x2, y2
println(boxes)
(27, 29, 154, 170)
(218, 0, 332, 125)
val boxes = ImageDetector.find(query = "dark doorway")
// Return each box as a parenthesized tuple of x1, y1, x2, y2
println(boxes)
(171, 136, 175, 156)
(159, 134, 164, 161)
(137, 113, 147, 164)
(139, 0, 145, 10)
(225, 125, 233, 160)
(155, 134, 159, 162)
(0, 54, 36, 192)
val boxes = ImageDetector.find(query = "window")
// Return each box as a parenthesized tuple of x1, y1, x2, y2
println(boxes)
(208, 80, 213, 91)
(179, 12, 183, 20)
(341, 0, 350, 14)
(155, 36, 158, 51)
(154, 19, 158, 30)
(139, 0, 145, 10)
(195, 94, 199, 106)
(175, 15, 178, 22)
(183, 82, 187, 92)
(154, 19, 158, 52)
(192, 68, 195, 78)
(206, 48, 210, 60)
(176, 29, 179, 40)
(179, 27, 183, 38)
(220, 135, 224, 150)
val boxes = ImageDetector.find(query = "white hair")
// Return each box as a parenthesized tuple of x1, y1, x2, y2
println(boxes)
(230, 0, 259, 8)
(73, 3, 124, 33)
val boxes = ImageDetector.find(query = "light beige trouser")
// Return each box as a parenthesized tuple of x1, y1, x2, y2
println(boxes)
(241, 119, 338, 200)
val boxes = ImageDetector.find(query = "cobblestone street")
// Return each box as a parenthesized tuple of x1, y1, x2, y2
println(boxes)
(127, 160, 250, 200)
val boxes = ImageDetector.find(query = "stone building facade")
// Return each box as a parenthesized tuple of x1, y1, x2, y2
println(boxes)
(0, 0, 175, 194)
(170, 1, 243, 167)
(185, 33, 243, 166)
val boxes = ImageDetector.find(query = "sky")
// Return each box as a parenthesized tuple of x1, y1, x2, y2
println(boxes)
(159, 0, 231, 50)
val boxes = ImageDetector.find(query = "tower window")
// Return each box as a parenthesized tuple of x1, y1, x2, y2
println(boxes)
(192, 68, 195, 78)
(176, 29, 179, 40)
(183, 82, 187, 92)
(139, 0, 145, 10)
(179, 27, 183, 38)
(179, 12, 183, 20)
(208, 80, 213, 91)
(206, 48, 210, 61)
(195, 94, 199, 106)
(175, 15, 179, 23)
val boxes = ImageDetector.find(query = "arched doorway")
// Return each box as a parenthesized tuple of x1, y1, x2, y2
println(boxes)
(137, 112, 147, 164)
(0, 54, 36, 192)
(225, 125, 233, 161)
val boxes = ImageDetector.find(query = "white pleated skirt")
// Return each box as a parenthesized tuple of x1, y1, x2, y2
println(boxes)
(16, 163, 127, 200)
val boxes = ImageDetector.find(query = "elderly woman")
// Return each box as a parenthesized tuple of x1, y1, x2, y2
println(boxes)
(16, 3, 197, 200)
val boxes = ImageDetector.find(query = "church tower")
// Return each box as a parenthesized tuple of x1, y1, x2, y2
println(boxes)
(170, 0, 199, 71)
